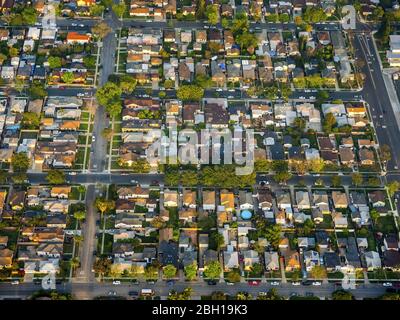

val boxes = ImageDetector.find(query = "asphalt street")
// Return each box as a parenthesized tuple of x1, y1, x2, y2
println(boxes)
(0, 281, 388, 300)
(353, 33, 400, 172)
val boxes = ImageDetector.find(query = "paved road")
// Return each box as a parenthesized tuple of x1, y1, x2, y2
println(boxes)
(27, 172, 163, 185)
(76, 185, 97, 283)
(0, 281, 388, 300)
(353, 32, 400, 172)
(55, 17, 342, 32)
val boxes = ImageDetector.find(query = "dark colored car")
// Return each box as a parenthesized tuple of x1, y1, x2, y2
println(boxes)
(128, 291, 139, 296)
(302, 280, 312, 286)
(207, 280, 217, 285)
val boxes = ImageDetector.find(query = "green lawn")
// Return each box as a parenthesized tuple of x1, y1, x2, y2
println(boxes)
(374, 215, 398, 234)
(79, 123, 88, 131)
(78, 135, 88, 145)
(0, 229, 18, 251)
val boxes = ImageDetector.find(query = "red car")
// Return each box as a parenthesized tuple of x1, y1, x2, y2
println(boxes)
(248, 280, 260, 286)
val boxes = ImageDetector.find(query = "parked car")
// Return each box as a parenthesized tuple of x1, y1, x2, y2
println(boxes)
(292, 282, 301, 286)
(270, 281, 280, 286)
(11, 280, 19, 285)
(383, 282, 393, 287)
(113, 280, 121, 285)
(312, 281, 322, 286)
(128, 291, 139, 296)
(207, 280, 217, 285)
(248, 280, 260, 286)
(108, 291, 117, 296)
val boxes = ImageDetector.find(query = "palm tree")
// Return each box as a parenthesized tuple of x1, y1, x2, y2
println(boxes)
(73, 235, 84, 245)
(70, 257, 80, 270)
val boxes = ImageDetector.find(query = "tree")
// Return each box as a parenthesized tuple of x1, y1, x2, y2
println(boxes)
(61, 72, 74, 84)
(168, 287, 193, 300)
(232, 12, 249, 34)
(206, 4, 219, 25)
(46, 170, 65, 185)
(331, 175, 342, 187)
(11, 173, 27, 184)
(22, 7, 38, 25)
(379, 144, 392, 163)
(212, 232, 225, 250)
(227, 269, 241, 283)
(73, 211, 86, 221)
(265, 225, 281, 249)
(29, 83, 47, 99)
(21, 112, 40, 130)
(221, 17, 229, 28)
(250, 263, 263, 276)
(303, 219, 315, 236)
(96, 82, 122, 117)
(9, 47, 19, 57)
(308, 159, 325, 173)
(90, 4, 105, 16)
(180, 171, 198, 187)
(93, 257, 111, 278)
(144, 265, 158, 280)
(274, 171, 292, 184)
(387, 181, 400, 197)
(177, 85, 204, 101)
(91, 22, 111, 39)
(112, 3, 126, 17)
(370, 208, 380, 224)
(102, 128, 114, 141)
(235, 292, 252, 300)
(48, 56, 62, 69)
(351, 172, 363, 186)
(83, 56, 96, 69)
(184, 261, 197, 280)
(195, 74, 213, 89)
(119, 75, 137, 94)
(150, 216, 166, 229)
(163, 264, 177, 279)
(204, 260, 222, 280)
(292, 160, 308, 175)
(293, 117, 306, 132)
(265, 288, 284, 300)
(310, 265, 327, 279)
(317, 90, 330, 101)
(95, 198, 115, 216)
(196, 0, 206, 19)
(323, 112, 337, 133)
(11, 152, 30, 172)
(236, 32, 258, 54)
(332, 289, 354, 300)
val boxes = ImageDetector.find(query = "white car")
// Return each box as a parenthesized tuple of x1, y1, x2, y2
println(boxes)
(216, 88, 223, 92)
(71, 23, 77, 27)
(312, 281, 322, 286)
(292, 282, 301, 286)
(77, 93, 84, 97)
(383, 282, 393, 287)
(309, 96, 316, 100)
(113, 280, 121, 285)
(79, 24, 85, 27)
(270, 281, 280, 286)
(11, 280, 19, 285)
(69, 172, 77, 176)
